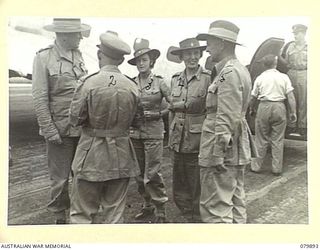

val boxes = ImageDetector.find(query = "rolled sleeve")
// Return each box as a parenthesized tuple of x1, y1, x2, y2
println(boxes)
(284, 74, 294, 94)
(251, 77, 260, 98)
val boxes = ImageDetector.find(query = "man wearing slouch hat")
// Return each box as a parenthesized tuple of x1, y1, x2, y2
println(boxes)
(196, 20, 256, 223)
(32, 18, 91, 224)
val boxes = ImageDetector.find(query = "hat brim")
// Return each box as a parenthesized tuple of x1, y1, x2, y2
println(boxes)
(128, 49, 160, 65)
(196, 33, 243, 46)
(43, 23, 91, 37)
(170, 45, 207, 56)
(167, 46, 182, 63)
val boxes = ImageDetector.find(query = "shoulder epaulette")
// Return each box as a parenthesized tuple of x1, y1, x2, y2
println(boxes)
(201, 69, 211, 75)
(80, 71, 99, 82)
(154, 74, 163, 79)
(36, 45, 53, 54)
(172, 72, 181, 78)
(125, 75, 138, 85)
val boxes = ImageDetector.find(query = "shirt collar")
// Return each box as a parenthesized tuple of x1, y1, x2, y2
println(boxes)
(100, 65, 121, 73)
(178, 65, 203, 81)
(214, 55, 236, 75)
(136, 72, 154, 89)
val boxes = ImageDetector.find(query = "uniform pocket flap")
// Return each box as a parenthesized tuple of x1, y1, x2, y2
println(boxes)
(189, 123, 203, 133)
(208, 83, 218, 94)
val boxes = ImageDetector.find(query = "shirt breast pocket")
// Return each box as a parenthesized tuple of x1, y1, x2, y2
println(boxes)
(206, 83, 218, 109)
(171, 87, 182, 97)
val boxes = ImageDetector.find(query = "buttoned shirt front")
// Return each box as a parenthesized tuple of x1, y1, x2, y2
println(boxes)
(32, 42, 87, 138)
(69, 65, 141, 182)
(130, 73, 171, 140)
(251, 69, 294, 101)
(286, 42, 307, 70)
(169, 65, 211, 153)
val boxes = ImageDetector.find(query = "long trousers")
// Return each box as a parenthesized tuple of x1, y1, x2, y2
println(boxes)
(70, 177, 130, 224)
(200, 165, 246, 223)
(172, 152, 201, 222)
(46, 137, 79, 219)
(287, 69, 307, 129)
(251, 101, 287, 174)
(132, 139, 168, 216)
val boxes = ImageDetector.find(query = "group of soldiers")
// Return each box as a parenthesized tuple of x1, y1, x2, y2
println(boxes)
(31, 18, 307, 224)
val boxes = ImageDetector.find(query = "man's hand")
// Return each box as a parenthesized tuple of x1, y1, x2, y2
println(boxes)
(47, 133, 63, 144)
(289, 112, 297, 123)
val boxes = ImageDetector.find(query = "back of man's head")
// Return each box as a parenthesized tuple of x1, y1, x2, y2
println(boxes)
(259, 54, 278, 69)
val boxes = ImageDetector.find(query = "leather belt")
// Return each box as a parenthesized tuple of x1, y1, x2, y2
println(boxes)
(175, 112, 205, 119)
(82, 127, 129, 138)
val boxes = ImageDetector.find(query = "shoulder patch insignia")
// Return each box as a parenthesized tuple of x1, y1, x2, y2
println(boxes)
(219, 70, 233, 83)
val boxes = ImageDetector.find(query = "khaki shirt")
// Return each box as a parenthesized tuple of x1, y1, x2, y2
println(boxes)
(169, 66, 211, 153)
(32, 42, 87, 139)
(286, 42, 307, 70)
(130, 73, 171, 140)
(69, 65, 141, 182)
(199, 56, 256, 167)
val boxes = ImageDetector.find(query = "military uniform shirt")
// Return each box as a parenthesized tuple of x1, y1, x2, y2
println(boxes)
(169, 66, 211, 153)
(32, 42, 87, 139)
(69, 65, 141, 182)
(286, 42, 307, 70)
(199, 56, 255, 167)
(130, 73, 171, 140)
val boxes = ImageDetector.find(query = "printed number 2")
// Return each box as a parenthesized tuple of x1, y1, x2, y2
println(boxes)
(109, 75, 117, 86)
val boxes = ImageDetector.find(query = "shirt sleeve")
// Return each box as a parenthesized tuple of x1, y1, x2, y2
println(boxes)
(251, 76, 260, 98)
(32, 53, 59, 139)
(212, 67, 243, 164)
(283, 74, 294, 94)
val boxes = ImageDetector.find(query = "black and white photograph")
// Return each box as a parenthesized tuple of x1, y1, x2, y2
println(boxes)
(7, 16, 308, 227)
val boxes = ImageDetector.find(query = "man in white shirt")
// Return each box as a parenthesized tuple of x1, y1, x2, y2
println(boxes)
(250, 54, 296, 176)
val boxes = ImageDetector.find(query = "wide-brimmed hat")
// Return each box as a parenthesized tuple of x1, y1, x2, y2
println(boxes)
(128, 38, 160, 65)
(292, 24, 308, 33)
(97, 31, 131, 60)
(169, 38, 206, 56)
(43, 18, 91, 37)
(196, 20, 242, 46)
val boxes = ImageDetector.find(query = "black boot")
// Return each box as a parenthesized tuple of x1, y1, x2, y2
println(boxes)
(135, 206, 155, 221)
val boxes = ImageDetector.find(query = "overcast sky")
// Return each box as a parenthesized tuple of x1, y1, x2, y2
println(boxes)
(8, 16, 309, 81)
